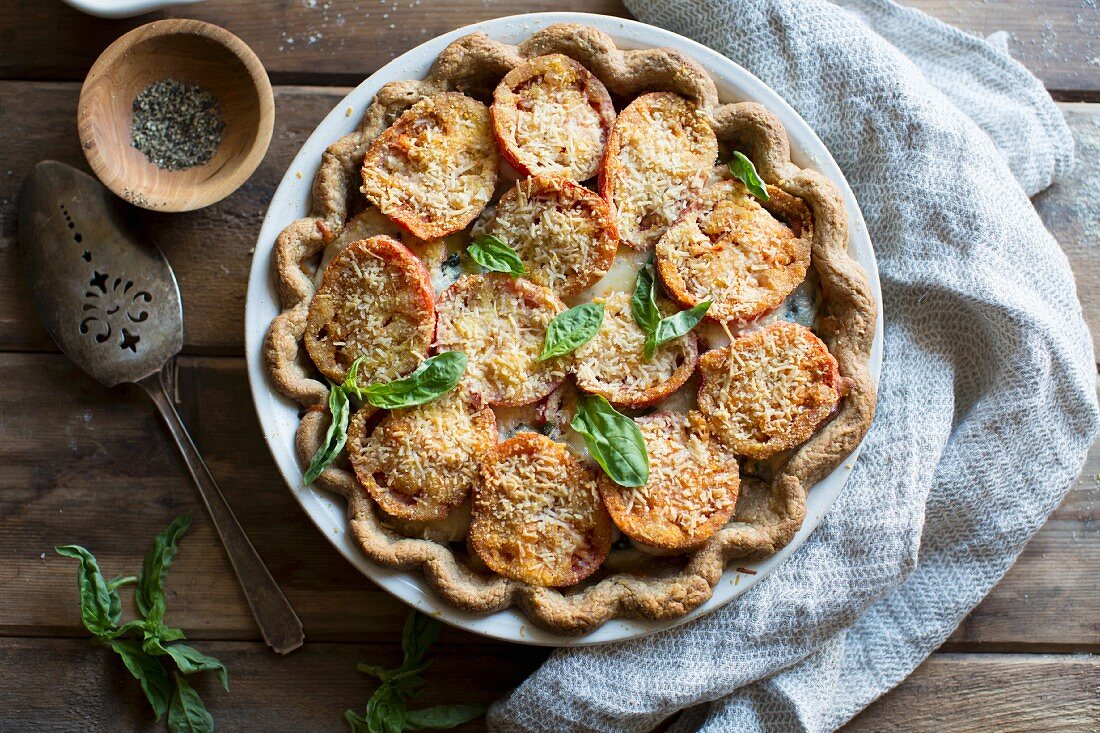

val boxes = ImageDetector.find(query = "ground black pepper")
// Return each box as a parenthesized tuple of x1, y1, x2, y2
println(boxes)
(130, 79, 225, 171)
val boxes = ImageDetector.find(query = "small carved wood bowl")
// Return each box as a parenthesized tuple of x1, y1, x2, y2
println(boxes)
(77, 19, 273, 212)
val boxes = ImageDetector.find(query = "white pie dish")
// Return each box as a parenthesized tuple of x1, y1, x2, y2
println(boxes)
(244, 11, 884, 646)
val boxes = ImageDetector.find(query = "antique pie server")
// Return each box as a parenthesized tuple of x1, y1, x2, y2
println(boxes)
(19, 161, 304, 654)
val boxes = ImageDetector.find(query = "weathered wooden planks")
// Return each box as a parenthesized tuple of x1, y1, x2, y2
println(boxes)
(1, 351, 1096, 649)
(0, 0, 1096, 96)
(0, 636, 548, 732)
(843, 653, 1100, 731)
(0, 638, 1094, 732)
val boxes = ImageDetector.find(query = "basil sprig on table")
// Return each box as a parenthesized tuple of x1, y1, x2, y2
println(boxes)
(56, 514, 227, 733)
(345, 611, 485, 733)
(539, 302, 604, 361)
(303, 353, 467, 484)
(728, 150, 770, 200)
(570, 393, 649, 487)
(467, 234, 526, 276)
(630, 255, 712, 359)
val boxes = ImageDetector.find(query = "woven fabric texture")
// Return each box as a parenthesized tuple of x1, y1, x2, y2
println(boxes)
(489, 0, 1098, 730)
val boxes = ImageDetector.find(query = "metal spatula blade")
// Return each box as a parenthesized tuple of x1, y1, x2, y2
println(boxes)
(19, 161, 303, 654)
(20, 160, 182, 387)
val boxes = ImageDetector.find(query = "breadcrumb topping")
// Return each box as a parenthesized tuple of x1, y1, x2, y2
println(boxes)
(435, 274, 567, 406)
(305, 236, 435, 384)
(574, 291, 698, 407)
(657, 179, 811, 324)
(492, 54, 615, 181)
(481, 176, 617, 297)
(361, 93, 499, 239)
(600, 412, 739, 549)
(697, 322, 841, 458)
(471, 433, 611, 586)
(602, 92, 717, 250)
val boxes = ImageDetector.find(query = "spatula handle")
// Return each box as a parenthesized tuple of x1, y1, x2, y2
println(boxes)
(138, 367, 304, 654)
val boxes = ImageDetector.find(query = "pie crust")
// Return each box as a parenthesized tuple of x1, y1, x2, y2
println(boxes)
(264, 24, 877, 634)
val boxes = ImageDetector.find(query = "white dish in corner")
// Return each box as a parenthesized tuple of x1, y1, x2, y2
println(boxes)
(245, 12, 884, 646)
(62, 0, 206, 19)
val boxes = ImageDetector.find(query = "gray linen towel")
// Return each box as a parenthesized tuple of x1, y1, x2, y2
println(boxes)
(489, 0, 1099, 730)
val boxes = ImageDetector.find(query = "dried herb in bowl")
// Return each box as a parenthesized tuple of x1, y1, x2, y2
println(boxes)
(131, 78, 225, 171)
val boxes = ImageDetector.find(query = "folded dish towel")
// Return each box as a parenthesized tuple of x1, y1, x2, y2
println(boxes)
(489, 0, 1099, 730)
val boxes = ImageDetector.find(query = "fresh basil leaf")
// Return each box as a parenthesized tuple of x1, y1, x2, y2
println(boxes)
(654, 300, 712, 348)
(101, 618, 149, 640)
(152, 642, 229, 692)
(355, 663, 392, 682)
(630, 254, 661, 337)
(401, 612, 441, 670)
(363, 352, 467, 410)
(405, 704, 486, 730)
(539, 303, 603, 361)
(367, 684, 407, 733)
(304, 384, 351, 484)
(55, 545, 116, 637)
(728, 151, 769, 200)
(109, 639, 172, 720)
(168, 671, 214, 733)
(343, 355, 368, 400)
(345, 709, 371, 733)
(136, 514, 192, 622)
(570, 394, 649, 487)
(467, 234, 525, 276)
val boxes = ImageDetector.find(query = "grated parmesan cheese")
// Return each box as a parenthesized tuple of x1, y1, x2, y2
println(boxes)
(697, 322, 841, 459)
(574, 291, 698, 407)
(601, 92, 717, 250)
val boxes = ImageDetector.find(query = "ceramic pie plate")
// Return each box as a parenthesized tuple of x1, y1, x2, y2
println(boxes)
(244, 12, 884, 646)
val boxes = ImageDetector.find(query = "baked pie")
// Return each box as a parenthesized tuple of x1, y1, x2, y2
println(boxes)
(265, 24, 876, 634)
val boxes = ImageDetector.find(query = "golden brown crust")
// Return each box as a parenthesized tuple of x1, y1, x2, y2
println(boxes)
(434, 274, 567, 406)
(573, 291, 698, 408)
(599, 412, 740, 551)
(697, 322, 842, 459)
(491, 54, 615, 181)
(266, 23, 878, 635)
(600, 92, 718, 250)
(480, 176, 617, 297)
(470, 433, 611, 587)
(347, 386, 497, 521)
(656, 179, 811, 325)
(361, 92, 499, 240)
(304, 236, 436, 384)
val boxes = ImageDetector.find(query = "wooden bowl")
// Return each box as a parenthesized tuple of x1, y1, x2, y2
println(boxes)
(77, 19, 273, 212)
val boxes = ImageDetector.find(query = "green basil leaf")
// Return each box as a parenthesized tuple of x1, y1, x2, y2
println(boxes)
(109, 639, 172, 720)
(363, 352, 467, 410)
(654, 300, 712, 348)
(569, 394, 649, 487)
(343, 355, 368, 400)
(367, 685, 407, 733)
(539, 303, 604, 361)
(630, 254, 661, 337)
(136, 514, 192, 622)
(345, 709, 371, 733)
(356, 663, 393, 682)
(467, 234, 525, 276)
(168, 672, 214, 733)
(55, 545, 116, 637)
(401, 612, 441, 670)
(155, 642, 229, 692)
(304, 384, 351, 484)
(728, 151, 769, 200)
(101, 619, 149, 640)
(405, 703, 486, 730)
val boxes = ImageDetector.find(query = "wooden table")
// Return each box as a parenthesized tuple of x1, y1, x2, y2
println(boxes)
(0, 1, 1096, 730)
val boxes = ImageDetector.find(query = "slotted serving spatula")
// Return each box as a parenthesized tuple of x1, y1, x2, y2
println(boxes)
(19, 160, 303, 654)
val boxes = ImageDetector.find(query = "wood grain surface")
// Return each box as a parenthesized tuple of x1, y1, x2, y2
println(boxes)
(0, 1, 1097, 730)
(0, 0, 1095, 97)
